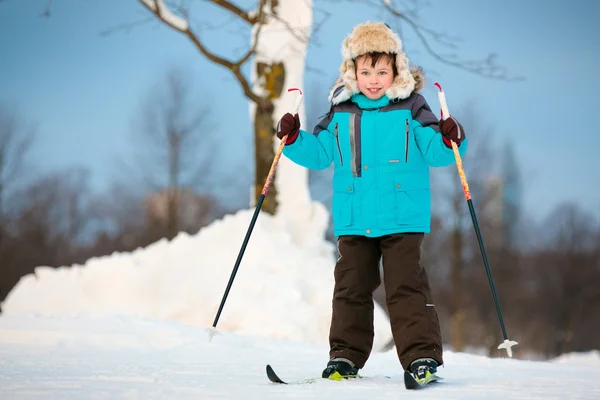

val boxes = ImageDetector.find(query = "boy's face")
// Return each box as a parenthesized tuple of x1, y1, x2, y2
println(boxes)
(355, 55, 395, 100)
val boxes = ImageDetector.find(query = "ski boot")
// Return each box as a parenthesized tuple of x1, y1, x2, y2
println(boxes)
(409, 358, 439, 385)
(322, 358, 359, 381)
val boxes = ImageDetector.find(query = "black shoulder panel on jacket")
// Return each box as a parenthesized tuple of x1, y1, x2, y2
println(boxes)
(313, 106, 334, 136)
(411, 94, 440, 130)
(313, 101, 362, 136)
(379, 94, 417, 112)
(333, 101, 362, 114)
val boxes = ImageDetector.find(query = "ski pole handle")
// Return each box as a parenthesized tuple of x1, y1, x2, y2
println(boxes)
(290, 87, 303, 115)
(435, 82, 451, 120)
(279, 88, 303, 145)
(262, 88, 303, 196)
(434, 82, 471, 200)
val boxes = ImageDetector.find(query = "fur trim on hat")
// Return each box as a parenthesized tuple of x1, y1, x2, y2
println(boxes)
(328, 22, 424, 105)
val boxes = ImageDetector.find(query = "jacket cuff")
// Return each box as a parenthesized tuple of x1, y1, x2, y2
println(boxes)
(442, 136, 453, 148)
(285, 130, 299, 145)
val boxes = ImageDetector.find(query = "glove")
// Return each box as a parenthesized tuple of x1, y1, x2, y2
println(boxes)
(276, 113, 300, 145)
(439, 117, 465, 148)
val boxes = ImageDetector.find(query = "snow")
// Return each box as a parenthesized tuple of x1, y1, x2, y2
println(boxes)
(551, 351, 600, 366)
(1, 2, 598, 392)
(1, 314, 599, 399)
(140, 0, 188, 31)
(2, 211, 600, 398)
(1, 209, 392, 348)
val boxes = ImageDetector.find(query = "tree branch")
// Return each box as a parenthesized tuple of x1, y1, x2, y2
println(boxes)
(377, 0, 523, 81)
(137, 0, 264, 105)
(233, 0, 267, 67)
(308, 5, 333, 47)
(332, 0, 522, 81)
(269, 13, 311, 45)
(207, 0, 259, 24)
(139, 0, 188, 31)
(99, 17, 156, 37)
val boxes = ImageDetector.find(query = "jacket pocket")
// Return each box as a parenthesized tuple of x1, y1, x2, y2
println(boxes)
(394, 176, 429, 225)
(333, 177, 354, 227)
(333, 123, 343, 166)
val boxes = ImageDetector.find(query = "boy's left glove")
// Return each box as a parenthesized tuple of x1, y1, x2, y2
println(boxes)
(439, 117, 465, 148)
(276, 113, 300, 145)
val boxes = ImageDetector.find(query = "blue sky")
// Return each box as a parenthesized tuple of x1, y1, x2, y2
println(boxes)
(1, 0, 599, 224)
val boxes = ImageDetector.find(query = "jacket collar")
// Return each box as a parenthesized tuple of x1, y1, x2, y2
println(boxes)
(351, 93, 390, 109)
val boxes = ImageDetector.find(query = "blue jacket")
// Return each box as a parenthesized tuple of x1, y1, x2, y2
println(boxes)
(283, 93, 468, 237)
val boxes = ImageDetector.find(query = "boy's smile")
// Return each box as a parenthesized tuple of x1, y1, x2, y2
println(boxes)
(366, 87, 383, 96)
(355, 55, 395, 100)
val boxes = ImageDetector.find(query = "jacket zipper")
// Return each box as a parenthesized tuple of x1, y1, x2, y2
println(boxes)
(334, 123, 343, 166)
(405, 118, 409, 162)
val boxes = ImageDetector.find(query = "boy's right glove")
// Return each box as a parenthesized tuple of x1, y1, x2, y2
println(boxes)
(439, 117, 465, 148)
(276, 113, 300, 145)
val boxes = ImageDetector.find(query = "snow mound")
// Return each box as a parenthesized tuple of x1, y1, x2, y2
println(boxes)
(551, 350, 600, 366)
(2, 206, 393, 350)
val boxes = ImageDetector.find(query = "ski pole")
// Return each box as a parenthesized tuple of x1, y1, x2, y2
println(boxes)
(208, 88, 304, 342)
(434, 82, 518, 357)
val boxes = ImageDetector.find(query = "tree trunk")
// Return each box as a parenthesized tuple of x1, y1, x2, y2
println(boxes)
(166, 188, 179, 240)
(250, 0, 313, 222)
(252, 62, 283, 214)
(561, 299, 583, 354)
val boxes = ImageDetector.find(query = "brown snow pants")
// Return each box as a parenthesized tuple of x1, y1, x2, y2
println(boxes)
(328, 233, 443, 370)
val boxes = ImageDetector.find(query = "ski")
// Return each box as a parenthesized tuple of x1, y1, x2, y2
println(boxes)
(403, 370, 442, 390)
(266, 365, 392, 385)
(266, 365, 320, 385)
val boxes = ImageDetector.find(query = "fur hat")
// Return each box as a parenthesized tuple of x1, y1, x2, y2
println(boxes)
(328, 21, 424, 104)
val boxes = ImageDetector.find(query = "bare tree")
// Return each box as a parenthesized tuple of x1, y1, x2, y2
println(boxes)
(128, 68, 217, 240)
(135, 0, 310, 214)
(0, 103, 35, 219)
(0, 168, 93, 305)
(427, 101, 500, 352)
(464, 203, 600, 359)
(535, 204, 600, 356)
(85, 183, 148, 251)
(0, 103, 36, 304)
(15, 169, 91, 258)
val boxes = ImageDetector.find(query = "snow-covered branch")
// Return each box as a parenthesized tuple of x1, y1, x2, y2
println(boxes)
(140, 0, 188, 31)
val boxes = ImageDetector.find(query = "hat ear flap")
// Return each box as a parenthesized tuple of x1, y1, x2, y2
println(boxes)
(341, 36, 353, 61)
(395, 52, 408, 75)
(341, 59, 359, 94)
(385, 53, 415, 100)
(329, 59, 357, 104)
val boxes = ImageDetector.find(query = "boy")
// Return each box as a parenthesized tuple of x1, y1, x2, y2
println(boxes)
(276, 21, 467, 383)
